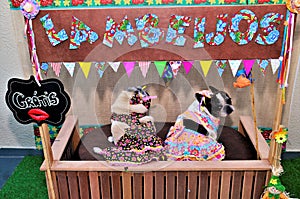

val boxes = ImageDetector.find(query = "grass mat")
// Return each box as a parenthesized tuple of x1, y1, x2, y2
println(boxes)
(0, 155, 299, 198)
(0, 156, 47, 199)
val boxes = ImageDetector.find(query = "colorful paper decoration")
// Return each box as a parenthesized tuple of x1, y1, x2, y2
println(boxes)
(215, 60, 227, 77)
(108, 62, 121, 72)
(166, 15, 191, 46)
(200, 60, 212, 77)
(69, 16, 99, 49)
(243, 59, 255, 76)
(162, 62, 174, 85)
(229, 60, 242, 77)
(123, 62, 136, 77)
(169, 61, 181, 77)
(255, 13, 283, 45)
(79, 62, 92, 78)
(228, 9, 258, 45)
(40, 62, 49, 76)
(63, 62, 76, 77)
(205, 14, 228, 46)
(257, 59, 269, 76)
(50, 62, 62, 77)
(40, 14, 68, 46)
(135, 14, 164, 48)
(154, 61, 167, 77)
(138, 61, 151, 78)
(103, 16, 137, 48)
(182, 61, 193, 74)
(193, 17, 205, 48)
(20, 0, 40, 20)
(270, 59, 280, 74)
(95, 62, 107, 78)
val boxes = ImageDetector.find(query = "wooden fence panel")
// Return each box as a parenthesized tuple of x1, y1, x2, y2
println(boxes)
(67, 171, 79, 199)
(89, 171, 100, 199)
(57, 172, 69, 199)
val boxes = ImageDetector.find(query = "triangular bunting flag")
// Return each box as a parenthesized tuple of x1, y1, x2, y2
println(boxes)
(169, 61, 182, 78)
(108, 62, 121, 72)
(154, 61, 167, 77)
(162, 62, 174, 86)
(243, 59, 255, 76)
(94, 62, 107, 78)
(182, 61, 193, 74)
(270, 59, 280, 74)
(229, 60, 242, 77)
(79, 62, 92, 79)
(200, 60, 212, 77)
(257, 59, 269, 76)
(50, 62, 62, 77)
(138, 62, 151, 78)
(40, 63, 49, 76)
(63, 62, 76, 77)
(215, 60, 227, 77)
(123, 62, 135, 78)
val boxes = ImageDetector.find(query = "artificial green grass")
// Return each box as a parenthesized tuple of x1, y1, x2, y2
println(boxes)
(0, 156, 299, 198)
(0, 156, 48, 199)
(281, 157, 300, 198)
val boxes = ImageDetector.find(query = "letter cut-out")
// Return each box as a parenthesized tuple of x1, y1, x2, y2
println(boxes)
(206, 14, 228, 46)
(69, 16, 99, 49)
(228, 9, 258, 45)
(40, 14, 68, 46)
(103, 16, 138, 48)
(194, 17, 206, 48)
(255, 13, 284, 45)
(166, 15, 191, 46)
(135, 14, 164, 48)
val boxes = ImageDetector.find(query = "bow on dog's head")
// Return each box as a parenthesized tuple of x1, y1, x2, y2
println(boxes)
(195, 86, 234, 118)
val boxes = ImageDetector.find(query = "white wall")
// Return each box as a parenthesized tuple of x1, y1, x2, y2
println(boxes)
(0, 1, 299, 151)
(0, 2, 34, 148)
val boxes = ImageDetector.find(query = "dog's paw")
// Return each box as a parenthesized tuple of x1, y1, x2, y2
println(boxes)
(139, 116, 154, 123)
(93, 147, 102, 154)
(130, 104, 148, 113)
(107, 136, 114, 143)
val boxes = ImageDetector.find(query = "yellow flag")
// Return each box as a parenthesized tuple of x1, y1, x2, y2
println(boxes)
(79, 62, 92, 79)
(200, 60, 212, 77)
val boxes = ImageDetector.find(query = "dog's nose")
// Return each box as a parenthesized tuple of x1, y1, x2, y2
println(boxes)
(225, 105, 234, 115)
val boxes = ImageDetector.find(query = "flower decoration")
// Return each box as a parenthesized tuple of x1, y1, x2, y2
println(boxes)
(273, 127, 288, 144)
(287, 0, 300, 14)
(20, 0, 40, 20)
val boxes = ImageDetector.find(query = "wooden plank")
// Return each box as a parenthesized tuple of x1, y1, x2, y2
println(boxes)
(51, 115, 78, 161)
(231, 171, 243, 199)
(78, 171, 90, 199)
(57, 172, 69, 199)
(133, 173, 143, 199)
(89, 171, 100, 199)
(241, 171, 254, 199)
(239, 116, 270, 160)
(51, 171, 60, 199)
(155, 172, 165, 199)
(199, 171, 209, 199)
(67, 171, 79, 199)
(187, 172, 198, 199)
(122, 172, 132, 199)
(220, 171, 231, 199)
(209, 172, 220, 199)
(166, 172, 176, 199)
(144, 172, 153, 199)
(253, 171, 267, 199)
(100, 172, 111, 199)
(177, 172, 186, 199)
(49, 160, 271, 172)
(111, 172, 122, 199)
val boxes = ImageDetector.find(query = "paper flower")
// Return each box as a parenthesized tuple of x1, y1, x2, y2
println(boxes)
(20, 0, 40, 20)
(273, 128, 288, 144)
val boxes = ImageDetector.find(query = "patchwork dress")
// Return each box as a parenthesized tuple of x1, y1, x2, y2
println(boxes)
(165, 109, 225, 161)
(95, 113, 165, 166)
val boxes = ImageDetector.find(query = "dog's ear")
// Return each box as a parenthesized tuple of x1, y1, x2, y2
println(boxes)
(209, 86, 219, 94)
(195, 93, 211, 110)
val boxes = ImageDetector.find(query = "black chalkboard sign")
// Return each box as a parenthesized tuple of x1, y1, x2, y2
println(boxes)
(5, 76, 71, 126)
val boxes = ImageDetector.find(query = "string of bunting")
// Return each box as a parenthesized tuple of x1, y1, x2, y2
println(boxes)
(41, 59, 282, 80)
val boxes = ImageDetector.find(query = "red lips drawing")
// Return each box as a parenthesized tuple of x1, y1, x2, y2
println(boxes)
(28, 108, 50, 122)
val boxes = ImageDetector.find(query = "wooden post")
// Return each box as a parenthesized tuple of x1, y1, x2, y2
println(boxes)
(250, 78, 259, 160)
(39, 123, 56, 199)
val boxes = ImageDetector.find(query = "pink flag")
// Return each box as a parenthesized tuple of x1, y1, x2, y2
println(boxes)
(50, 62, 62, 77)
(138, 61, 151, 78)
(182, 61, 194, 74)
(123, 62, 135, 77)
(243, 59, 255, 76)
